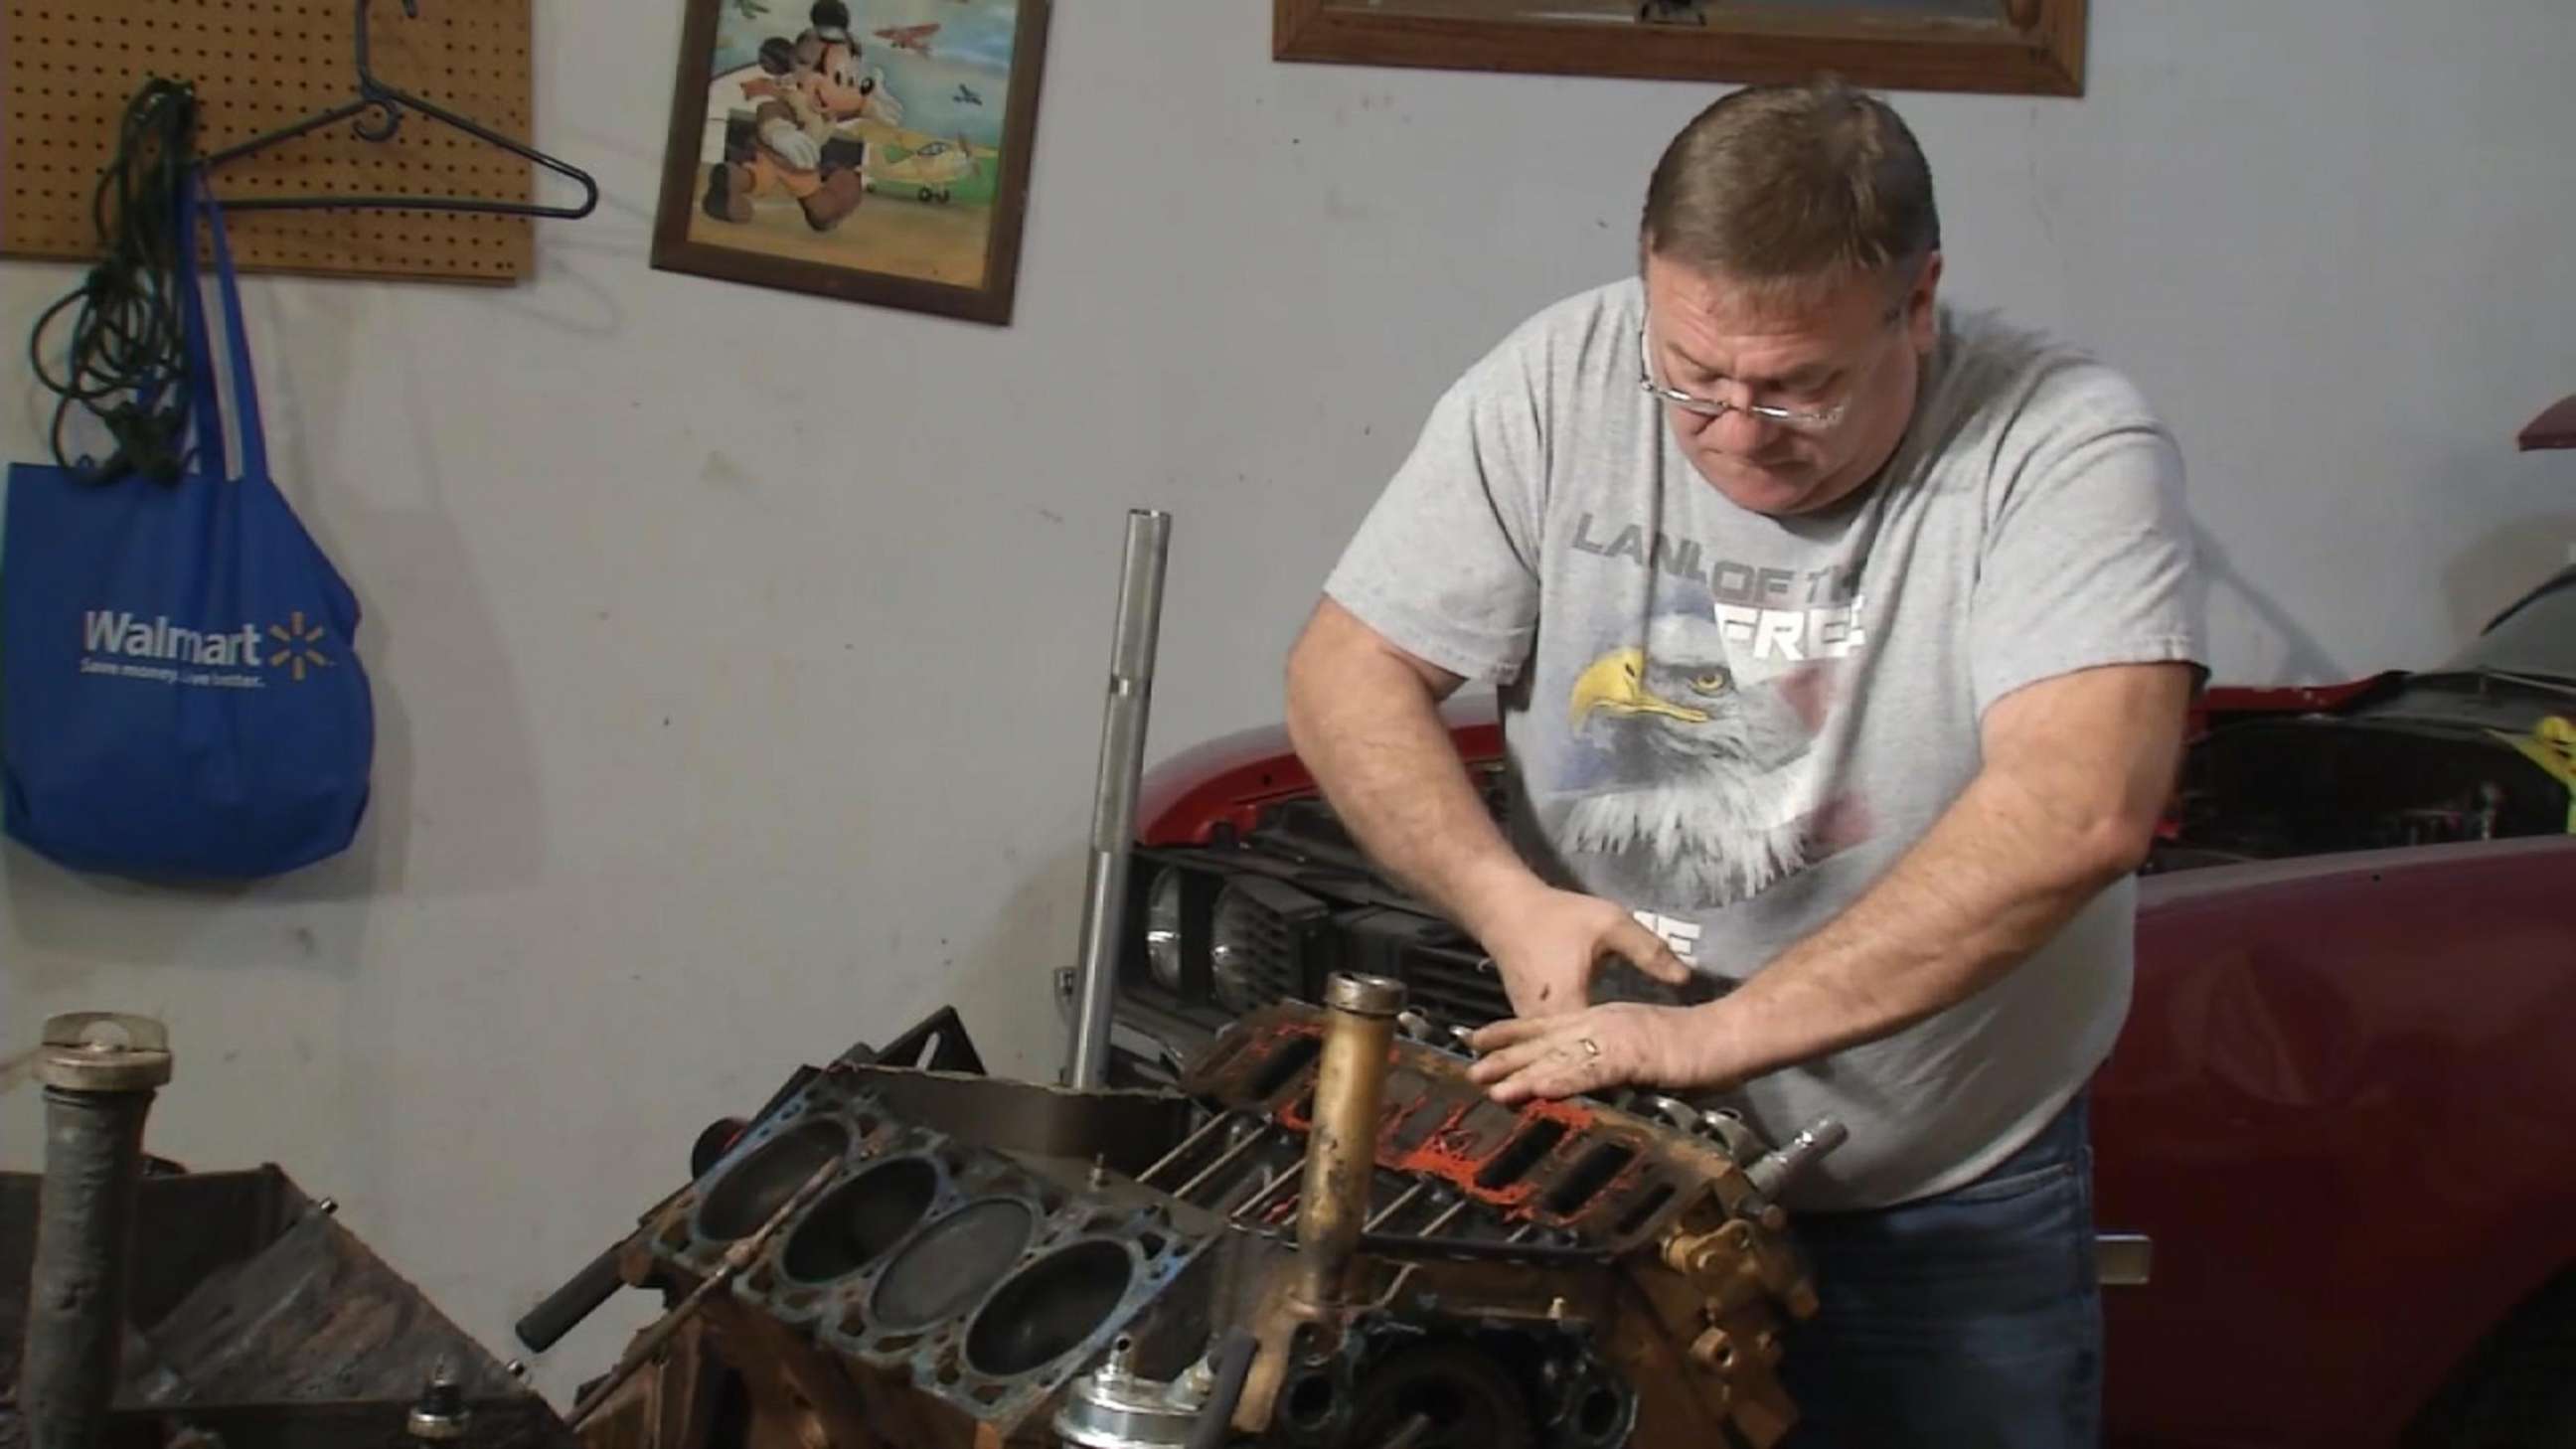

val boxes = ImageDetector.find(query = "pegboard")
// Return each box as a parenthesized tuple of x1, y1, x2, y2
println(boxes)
(2, 0, 537, 282)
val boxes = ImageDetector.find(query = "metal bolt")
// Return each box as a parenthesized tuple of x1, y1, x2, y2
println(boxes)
(407, 1362, 469, 1441)
(1643, 1095, 1700, 1132)
(314, 1198, 338, 1216)
(1177, 1353, 1218, 1401)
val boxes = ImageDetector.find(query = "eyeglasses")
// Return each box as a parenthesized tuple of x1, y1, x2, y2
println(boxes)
(1636, 307, 1898, 434)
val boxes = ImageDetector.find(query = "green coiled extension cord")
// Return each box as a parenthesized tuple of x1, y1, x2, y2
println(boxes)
(26, 78, 204, 486)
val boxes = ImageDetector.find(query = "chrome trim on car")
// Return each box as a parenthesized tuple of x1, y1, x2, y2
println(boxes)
(2098, 1232, 2153, 1285)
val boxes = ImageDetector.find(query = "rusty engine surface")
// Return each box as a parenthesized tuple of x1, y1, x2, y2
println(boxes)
(0, 1166, 573, 1449)
(571, 979, 1837, 1449)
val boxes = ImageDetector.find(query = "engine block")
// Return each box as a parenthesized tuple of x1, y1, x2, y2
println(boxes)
(577, 982, 1834, 1449)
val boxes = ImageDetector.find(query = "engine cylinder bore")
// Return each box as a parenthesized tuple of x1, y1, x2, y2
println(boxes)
(697, 1118, 852, 1241)
(963, 1239, 1137, 1377)
(868, 1198, 1039, 1333)
(1345, 1342, 1537, 1449)
(1546, 1357, 1637, 1449)
(1570, 1383, 1630, 1445)
(780, 1156, 940, 1284)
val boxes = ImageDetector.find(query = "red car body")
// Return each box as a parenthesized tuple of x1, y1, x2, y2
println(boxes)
(2102, 833, 2576, 1445)
(1126, 660, 2576, 1445)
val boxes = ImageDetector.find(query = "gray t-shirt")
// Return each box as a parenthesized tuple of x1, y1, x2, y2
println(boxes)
(1323, 277, 2205, 1210)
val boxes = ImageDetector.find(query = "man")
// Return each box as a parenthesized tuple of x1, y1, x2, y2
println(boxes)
(1285, 80, 2203, 1446)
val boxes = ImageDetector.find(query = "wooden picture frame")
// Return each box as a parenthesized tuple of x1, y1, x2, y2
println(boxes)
(651, 0, 1052, 324)
(1274, 0, 2085, 98)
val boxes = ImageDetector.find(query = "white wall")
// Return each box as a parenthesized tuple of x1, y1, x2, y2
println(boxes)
(5, 0, 2571, 1401)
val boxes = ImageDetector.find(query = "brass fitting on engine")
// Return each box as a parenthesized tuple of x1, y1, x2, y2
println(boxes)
(1663, 1220, 1763, 1301)
(1665, 1215, 1822, 1331)
(1689, 1325, 1783, 1374)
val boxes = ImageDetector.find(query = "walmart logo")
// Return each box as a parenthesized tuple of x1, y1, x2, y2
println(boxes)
(267, 612, 332, 682)
(80, 609, 333, 682)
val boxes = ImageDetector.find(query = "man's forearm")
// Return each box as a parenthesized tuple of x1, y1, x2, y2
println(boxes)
(1285, 626, 1533, 935)
(1693, 768, 2147, 1084)
(1681, 661, 2191, 1086)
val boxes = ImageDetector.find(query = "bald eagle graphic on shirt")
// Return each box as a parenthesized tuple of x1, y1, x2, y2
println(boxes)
(1546, 610, 1864, 910)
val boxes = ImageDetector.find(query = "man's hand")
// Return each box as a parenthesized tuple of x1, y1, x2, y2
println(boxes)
(1464, 1002, 1724, 1104)
(1466, 881, 1691, 1018)
(1282, 599, 1687, 1024)
(1466, 662, 2191, 1107)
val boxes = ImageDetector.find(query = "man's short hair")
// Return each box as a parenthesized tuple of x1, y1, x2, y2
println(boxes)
(1642, 79, 1940, 293)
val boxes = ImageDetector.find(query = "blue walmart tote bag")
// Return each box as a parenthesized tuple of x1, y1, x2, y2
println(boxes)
(1, 174, 373, 878)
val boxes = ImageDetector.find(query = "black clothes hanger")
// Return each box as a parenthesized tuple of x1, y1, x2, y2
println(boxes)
(196, 0, 596, 219)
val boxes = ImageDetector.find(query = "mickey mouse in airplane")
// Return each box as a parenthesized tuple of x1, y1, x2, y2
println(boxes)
(703, 0, 904, 233)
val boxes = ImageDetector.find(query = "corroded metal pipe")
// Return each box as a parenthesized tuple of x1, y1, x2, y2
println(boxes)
(1290, 973, 1403, 1314)
(20, 1013, 173, 1449)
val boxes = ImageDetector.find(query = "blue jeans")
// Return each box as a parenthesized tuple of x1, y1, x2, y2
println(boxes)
(1778, 1093, 2102, 1448)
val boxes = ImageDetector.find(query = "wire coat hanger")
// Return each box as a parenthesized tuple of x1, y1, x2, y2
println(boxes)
(197, 0, 596, 219)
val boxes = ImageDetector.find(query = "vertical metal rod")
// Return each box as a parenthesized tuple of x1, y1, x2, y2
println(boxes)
(1291, 974, 1404, 1314)
(21, 1014, 173, 1449)
(1066, 508, 1173, 1089)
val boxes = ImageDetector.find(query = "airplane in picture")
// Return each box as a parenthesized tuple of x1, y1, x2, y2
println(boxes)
(955, 83, 982, 105)
(875, 23, 938, 55)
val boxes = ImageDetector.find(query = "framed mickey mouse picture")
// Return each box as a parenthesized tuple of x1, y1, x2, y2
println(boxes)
(651, 0, 1053, 324)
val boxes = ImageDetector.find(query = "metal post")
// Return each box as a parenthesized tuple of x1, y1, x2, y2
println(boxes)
(1291, 974, 1404, 1314)
(1065, 508, 1172, 1089)
(1744, 1115, 1849, 1199)
(20, 1013, 174, 1449)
